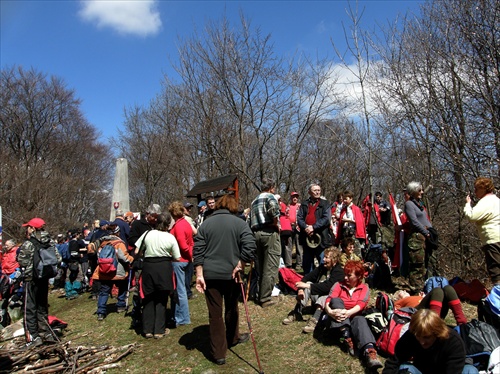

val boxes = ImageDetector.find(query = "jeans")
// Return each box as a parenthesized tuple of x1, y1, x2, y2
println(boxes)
(398, 363, 478, 374)
(97, 279, 127, 315)
(172, 262, 191, 325)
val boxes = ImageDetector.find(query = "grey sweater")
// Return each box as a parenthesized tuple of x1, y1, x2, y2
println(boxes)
(193, 209, 256, 280)
(404, 199, 432, 236)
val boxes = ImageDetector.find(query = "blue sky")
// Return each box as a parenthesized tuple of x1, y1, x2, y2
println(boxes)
(1, 1, 422, 141)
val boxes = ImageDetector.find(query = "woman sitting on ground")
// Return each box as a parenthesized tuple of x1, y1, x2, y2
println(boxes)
(339, 237, 361, 267)
(322, 260, 383, 369)
(382, 309, 478, 374)
(393, 285, 467, 325)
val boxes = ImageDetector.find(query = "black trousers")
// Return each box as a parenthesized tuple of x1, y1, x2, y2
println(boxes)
(23, 279, 49, 342)
(142, 290, 170, 335)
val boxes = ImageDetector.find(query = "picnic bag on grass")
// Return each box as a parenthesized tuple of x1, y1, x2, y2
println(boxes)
(98, 244, 118, 274)
(376, 307, 416, 357)
(454, 319, 500, 371)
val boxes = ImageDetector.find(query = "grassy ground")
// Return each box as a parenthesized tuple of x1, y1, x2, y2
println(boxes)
(43, 281, 478, 374)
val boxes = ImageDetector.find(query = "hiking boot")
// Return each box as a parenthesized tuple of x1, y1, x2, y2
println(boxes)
(24, 336, 43, 350)
(343, 337, 355, 356)
(282, 311, 302, 325)
(364, 347, 383, 369)
(302, 317, 318, 333)
(230, 333, 250, 347)
(214, 358, 226, 365)
(97, 314, 105, 321)
(260, 300, 277, 308)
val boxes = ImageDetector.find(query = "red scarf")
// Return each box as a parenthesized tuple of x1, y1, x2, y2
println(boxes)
(305, 199, 320, 225)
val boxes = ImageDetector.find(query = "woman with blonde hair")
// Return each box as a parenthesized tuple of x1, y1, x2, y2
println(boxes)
(382, 309, 478, 374)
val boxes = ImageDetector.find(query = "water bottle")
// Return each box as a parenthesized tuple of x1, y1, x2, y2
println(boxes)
(387, 303, 394, 320)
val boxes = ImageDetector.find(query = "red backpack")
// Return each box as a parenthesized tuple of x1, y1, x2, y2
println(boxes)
(376, 307, 416, 356)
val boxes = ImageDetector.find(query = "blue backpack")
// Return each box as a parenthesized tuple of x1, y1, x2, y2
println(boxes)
(57, 242, 70, 262)
(98, 244, 118, 274)
(423, 276, 449, 294)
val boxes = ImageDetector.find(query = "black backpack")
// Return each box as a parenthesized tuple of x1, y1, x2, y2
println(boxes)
(30, 239, 59, 280)
(455, 319, 500, 371)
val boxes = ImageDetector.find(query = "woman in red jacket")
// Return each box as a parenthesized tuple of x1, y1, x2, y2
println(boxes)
(168, 201, 194, 326)
(323, 260, 382, 370)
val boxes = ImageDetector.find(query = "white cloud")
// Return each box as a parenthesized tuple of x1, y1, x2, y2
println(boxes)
(79, 0, 162, 37)
(328, 62, 383, 116)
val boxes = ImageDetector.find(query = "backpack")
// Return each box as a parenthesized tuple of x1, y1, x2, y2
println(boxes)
(98, 243, 118, 274)
(365, 311, 388, 335)
(454, 319, 500, 371)
(376, 291, 394, 319)
(57, 242, 70, 262)
(31, 239, 59, 280)
(478, 287, 500, 331)
(376, 307, 416, 357)
(453, 279, 489, 303)
(423, 276, 449, 294)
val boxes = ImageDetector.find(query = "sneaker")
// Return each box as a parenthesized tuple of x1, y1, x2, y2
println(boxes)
(153, 334, 165, 339)
(43, 333, 57, 344)
(364, 348, 383, 369)
(302, 317, 318, 334)
(144, 333, 153, 339)
(282, 311, 302, 325)
(97, 314, 105, 321)
(343, 337, 355, 356)
(116, 307, 126, 313)
(24, 336, 43, 349)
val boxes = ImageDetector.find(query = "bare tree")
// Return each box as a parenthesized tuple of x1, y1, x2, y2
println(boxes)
(0, 66, 112, 240)
(371, 0, 499, 280)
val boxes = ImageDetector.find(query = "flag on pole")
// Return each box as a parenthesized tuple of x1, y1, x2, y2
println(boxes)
(388, 193, 403, 269)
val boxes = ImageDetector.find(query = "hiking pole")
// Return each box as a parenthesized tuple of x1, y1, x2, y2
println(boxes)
(245, 261, 253, 302)
(238, 272, 264, 374)
(43, 318, 61, 343)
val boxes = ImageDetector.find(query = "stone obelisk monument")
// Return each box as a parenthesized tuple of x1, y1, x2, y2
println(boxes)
(110, 158, 130, 221)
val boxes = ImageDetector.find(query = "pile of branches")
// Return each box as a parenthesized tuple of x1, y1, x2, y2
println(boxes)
(0, 336, 136, 373)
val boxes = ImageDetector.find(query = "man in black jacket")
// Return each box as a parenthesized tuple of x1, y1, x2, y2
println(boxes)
(282, 247, 343, 333)
(297, 183, 333, 275)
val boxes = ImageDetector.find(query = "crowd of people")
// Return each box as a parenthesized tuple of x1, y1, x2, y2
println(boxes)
(1, 176, 498, 372)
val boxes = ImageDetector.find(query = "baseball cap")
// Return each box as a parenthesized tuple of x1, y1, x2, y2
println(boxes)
(197, 201, 206, 208)
(291, 192, 299, 197)
(124, 211, 134, 218)
(184, 201, 193, 208)
(22, 217, 46, 229)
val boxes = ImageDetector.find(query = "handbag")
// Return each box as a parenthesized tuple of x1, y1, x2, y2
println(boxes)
(133, 230, 151, 270)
